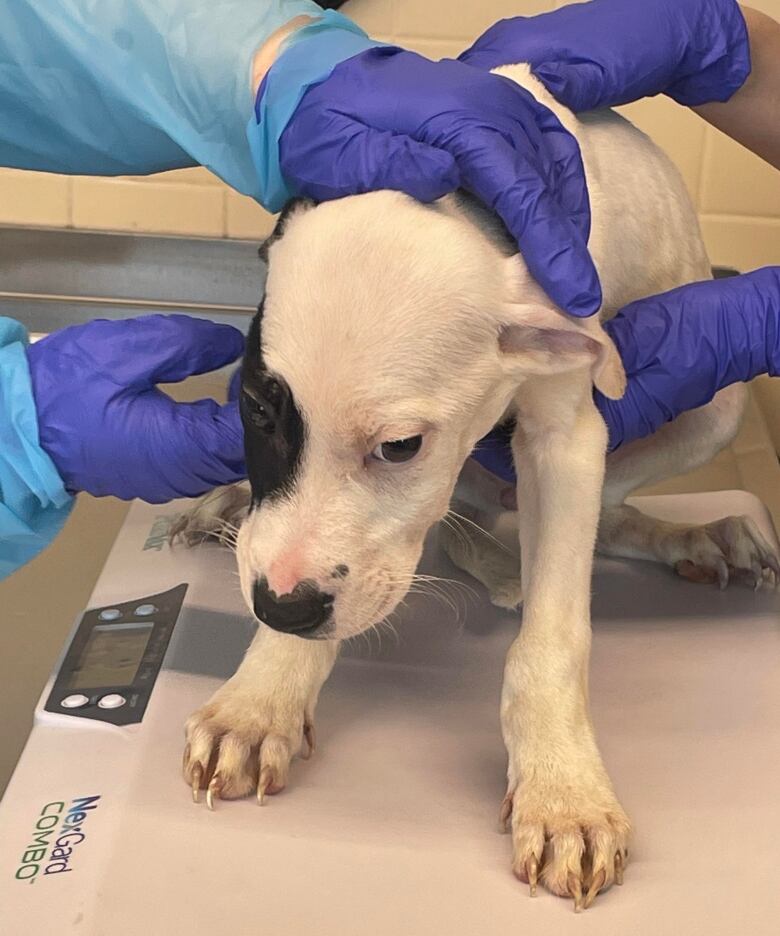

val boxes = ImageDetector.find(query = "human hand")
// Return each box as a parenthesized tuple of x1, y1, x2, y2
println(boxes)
(473, 267, 780, 479)
(266, 45, 600, 315)
(27, 315, 246, 502)
(459, 0, 750, 112)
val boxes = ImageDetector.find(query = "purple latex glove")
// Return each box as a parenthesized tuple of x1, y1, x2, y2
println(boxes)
(27, 315, 246, 503)
(459, 0, 750, 112)
(278, 47, 601, 317)
(473, 268, 780, 481)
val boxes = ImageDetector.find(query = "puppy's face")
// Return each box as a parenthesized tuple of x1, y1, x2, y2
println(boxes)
(236, 193, 623, 640)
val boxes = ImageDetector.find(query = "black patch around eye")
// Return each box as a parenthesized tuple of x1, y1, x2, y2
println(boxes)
(241, 301, 305, 506)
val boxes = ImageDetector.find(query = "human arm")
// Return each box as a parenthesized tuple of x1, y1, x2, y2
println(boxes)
(0, 1, 601, 316)
(693, 7, 780, 167)
(460, 1, 779, 166)
(0, 319, 73, 580)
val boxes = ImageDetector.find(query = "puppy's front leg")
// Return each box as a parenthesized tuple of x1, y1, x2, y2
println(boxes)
(183, 627, 338, 807)
(502, 374, 630, 910)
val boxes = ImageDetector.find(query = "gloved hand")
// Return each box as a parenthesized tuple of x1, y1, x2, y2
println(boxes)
(473, 268, 780, 481)
(459, 0, 751, 112)
(27, 315, 247, 503)
(258, 42, 600, 316)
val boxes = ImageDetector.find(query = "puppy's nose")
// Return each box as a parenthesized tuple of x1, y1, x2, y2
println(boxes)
(252, 577, 334, 637)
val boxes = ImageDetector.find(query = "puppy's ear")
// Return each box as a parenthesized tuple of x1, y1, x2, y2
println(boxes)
(258, 197, 317, 263)
(497, 304, 625, 400)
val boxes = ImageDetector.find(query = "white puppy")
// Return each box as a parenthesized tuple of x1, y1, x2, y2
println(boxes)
(177, 64, 778, 910)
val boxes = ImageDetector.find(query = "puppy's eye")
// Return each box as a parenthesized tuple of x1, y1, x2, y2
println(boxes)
(242, 393, 275, 434)
(263, 378, 282, 405)
(371, 435, 423, 464)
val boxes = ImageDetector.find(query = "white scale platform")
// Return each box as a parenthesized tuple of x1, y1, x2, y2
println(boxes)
(1, 491, 779, 935)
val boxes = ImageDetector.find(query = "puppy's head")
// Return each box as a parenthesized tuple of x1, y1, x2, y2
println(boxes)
(237, 192, 623, 640)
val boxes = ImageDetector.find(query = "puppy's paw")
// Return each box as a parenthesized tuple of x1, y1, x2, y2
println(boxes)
(488, 578, 524, 610)
(183, 681, 314, 809)
(170, 483, 251, 549)
(670, 515, 779, 590)
(501, 781, 630, 911)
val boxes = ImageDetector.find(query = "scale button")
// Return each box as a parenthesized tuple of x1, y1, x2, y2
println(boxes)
(99, 609, 121, 621)
(135, 603, 157, 616)
(97, 693, 127, 709)
(61, 693, 90, 709)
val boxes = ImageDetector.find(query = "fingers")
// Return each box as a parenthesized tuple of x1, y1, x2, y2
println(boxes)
(453, 127, 601, 316)
(117, 315, 245, 387)
(532, 61, 609, 113)
(169, 399, 247, 489)
(136, 398, 246, 503)
(228, 366, 242, 402)
(281, 113, 460, 204)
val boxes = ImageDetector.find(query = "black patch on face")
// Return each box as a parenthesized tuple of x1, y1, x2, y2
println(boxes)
(241, 301, 305, 506)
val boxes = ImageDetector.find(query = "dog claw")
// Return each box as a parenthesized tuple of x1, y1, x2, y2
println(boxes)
(498, 792, 513, 833)
(525, 857, 539, 897)
(206, 775, 222, 811)
(615, 851, 625, 885)
(583, 868, 606, 909)
(569, 873, 584, 912)
(302, 721, 316, 760)
(257, 766, 273, 806)
(191, 763, 202, 804)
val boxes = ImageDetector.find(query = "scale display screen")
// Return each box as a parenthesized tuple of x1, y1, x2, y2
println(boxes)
(66, 622, 153, 690)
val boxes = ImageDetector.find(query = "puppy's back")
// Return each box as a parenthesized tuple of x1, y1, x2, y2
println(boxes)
(492, 63, 711, 316)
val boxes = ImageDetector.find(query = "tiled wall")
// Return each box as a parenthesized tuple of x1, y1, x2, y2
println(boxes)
(0, 0, 778, 260)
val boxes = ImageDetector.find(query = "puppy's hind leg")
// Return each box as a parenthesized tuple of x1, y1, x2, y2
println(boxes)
(439, 515, 523, 610)
(170, 482, 252, 549)
(600, 385, 780, 587)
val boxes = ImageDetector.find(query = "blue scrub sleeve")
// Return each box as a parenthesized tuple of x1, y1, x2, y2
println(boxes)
(250, 17, 383, 210)
(0, 1, 359, 202)
(0, 320, 74, 581)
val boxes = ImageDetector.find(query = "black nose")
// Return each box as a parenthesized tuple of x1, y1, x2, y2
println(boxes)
(252, 577, 334, 636)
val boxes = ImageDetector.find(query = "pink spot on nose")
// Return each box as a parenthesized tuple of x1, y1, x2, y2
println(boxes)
(267, 551, 305, 596)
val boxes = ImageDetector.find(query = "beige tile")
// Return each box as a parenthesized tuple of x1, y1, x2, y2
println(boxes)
(392, 0, 554, 41)
(699, 214, 780, 270)
(394, 36, 470, 59)
(0, 168, 70, 227)
(699, 126, 780, 216)
(617, 97, 706, 202)
(340, 0, 396, 36)
(225, 190, 278, 240)
(129, 167, 225, 187)
(71, 178, 224, 237)
(745, 0, 780, 17)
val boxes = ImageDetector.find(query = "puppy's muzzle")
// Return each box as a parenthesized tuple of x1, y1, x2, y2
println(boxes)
(252, 577, 334, 638)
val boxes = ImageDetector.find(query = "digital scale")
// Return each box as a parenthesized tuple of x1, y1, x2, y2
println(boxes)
(1, 492, 779, 935)
(44, 584, 188, 727)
